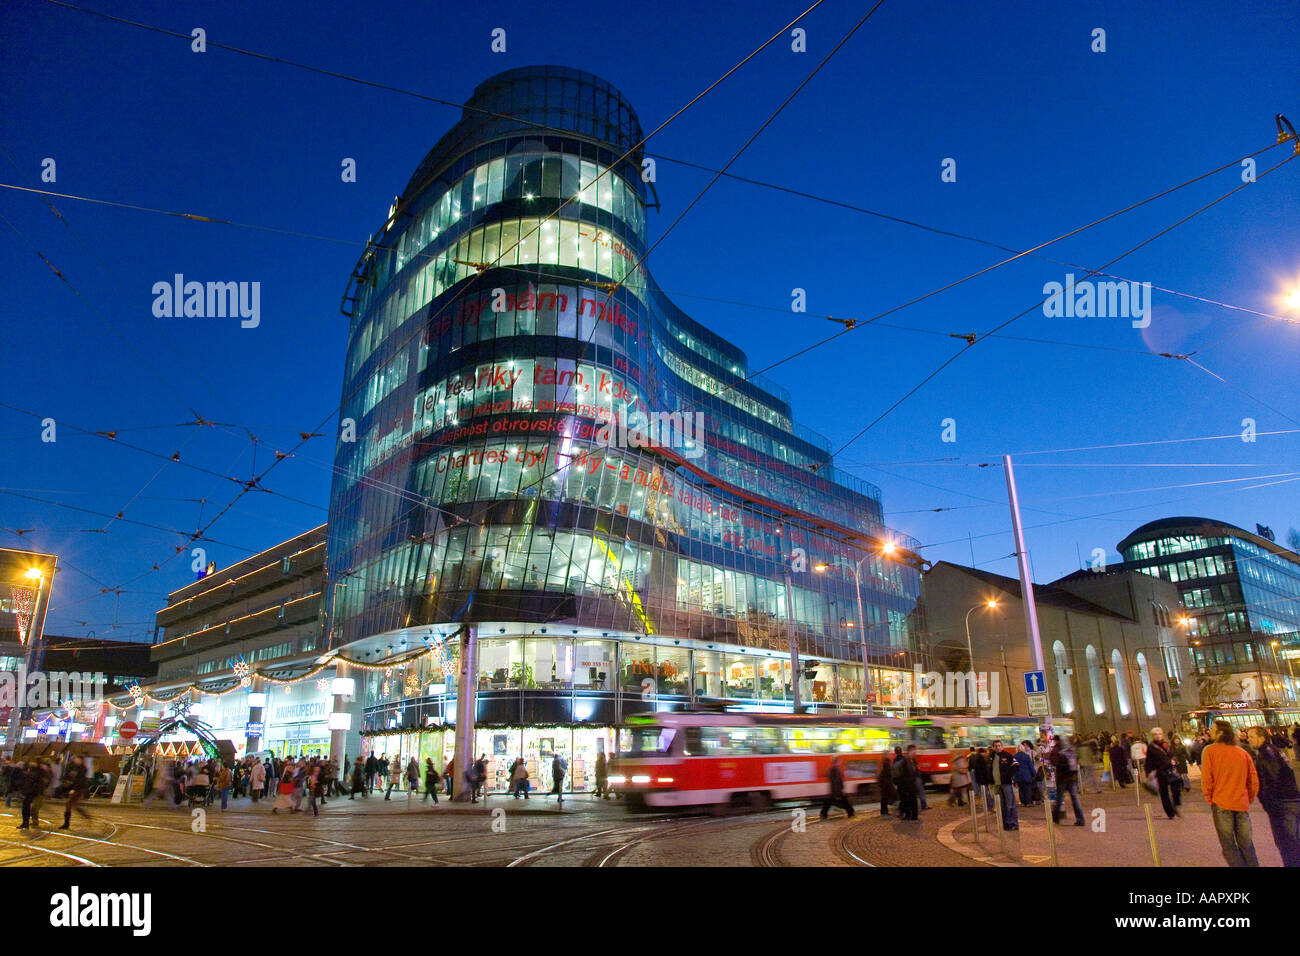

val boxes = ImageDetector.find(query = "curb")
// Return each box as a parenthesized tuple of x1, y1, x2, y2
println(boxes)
(936, 818, 1018, 867)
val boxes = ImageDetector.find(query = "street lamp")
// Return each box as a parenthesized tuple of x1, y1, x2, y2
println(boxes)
(964, 599, 1000, 708)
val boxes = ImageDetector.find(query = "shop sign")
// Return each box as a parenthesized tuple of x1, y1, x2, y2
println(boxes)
(245, 722, 264, 737)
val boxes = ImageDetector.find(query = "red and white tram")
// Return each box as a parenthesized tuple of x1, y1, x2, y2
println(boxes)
(609, 711, 1071, 809)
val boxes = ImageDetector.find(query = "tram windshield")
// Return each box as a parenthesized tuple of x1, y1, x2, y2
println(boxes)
(621, 726, 677, 755)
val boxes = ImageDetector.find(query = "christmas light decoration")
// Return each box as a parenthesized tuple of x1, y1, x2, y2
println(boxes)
(10, 586, 35, 644)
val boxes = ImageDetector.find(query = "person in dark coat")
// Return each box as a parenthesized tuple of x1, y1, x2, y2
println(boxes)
(1108, 739, 1132, 788)
(594, 752, 609, 799)
(16, 759, 51, 830)
(820, 756, 855, 819)
(1013, 742, 1036, 806)
(1247, 726, 1300, 866)
(877, 750, 897, 816)
(364, 752, 378, 793)
(1145, 728, 1180, 819)
(423, 758, 441, 804)
(892, 747, 918, 820)
(58, 756, 91, 830)
(1050, 737, 1086, 826)
(349, 756, 368, 799)
(992, 741, 1019, 831)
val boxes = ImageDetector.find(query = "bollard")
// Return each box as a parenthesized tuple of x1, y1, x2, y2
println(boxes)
(971, 795, 979, 840)
(1143, 804, 1161, 866)
(995, 791, 1006, 856)
(1043, 796, 1058, 866)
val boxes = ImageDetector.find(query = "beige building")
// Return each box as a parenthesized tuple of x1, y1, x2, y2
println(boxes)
(917, 561, 1193, 736)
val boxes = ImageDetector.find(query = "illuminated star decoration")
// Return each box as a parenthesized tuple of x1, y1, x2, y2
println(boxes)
(316, 678, 330, 692)
(230, 654, 252, 687)
(420, 630, 457, 677)
(126, 681, 145, 706)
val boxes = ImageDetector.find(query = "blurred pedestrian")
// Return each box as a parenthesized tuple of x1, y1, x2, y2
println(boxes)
(1202, 720, 1260, 867)
(892, 747, 918, 821)
(947, 748, 970, 807)
(820, 755, 855, 819)
(594, 751, 609, 799)
(423, 758, 441, 803)
(550, 753, 566, 806)
(1246, 725, 1300, 866)
(1050, 736, 1085, 826)
(216, 763, 233, 811)
(1145, 728, 1179, 819)
(877, 750, 896, 815)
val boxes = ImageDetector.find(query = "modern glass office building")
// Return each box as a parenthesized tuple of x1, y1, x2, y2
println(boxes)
(326, 67, 921, 790)
(1116, 516, 1300, 707)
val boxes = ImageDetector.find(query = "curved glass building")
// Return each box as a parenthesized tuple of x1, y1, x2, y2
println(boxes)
(327, 67, 922, 789)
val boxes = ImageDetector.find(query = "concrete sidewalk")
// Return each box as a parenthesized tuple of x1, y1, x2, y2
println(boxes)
(937, 785, 1286, 867)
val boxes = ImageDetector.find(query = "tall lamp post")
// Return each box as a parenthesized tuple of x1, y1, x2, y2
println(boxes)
(965, 599, 1001, 709)
(816, 541, 898, 715)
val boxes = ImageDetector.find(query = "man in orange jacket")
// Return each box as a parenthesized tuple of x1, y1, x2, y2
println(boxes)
(1201, 720, 1260, 867)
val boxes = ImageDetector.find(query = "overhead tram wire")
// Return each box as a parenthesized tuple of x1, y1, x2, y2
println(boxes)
(35, 0, 1297, 338)
(828, 145, 1300, 460)
(649, 152, 1299, 330)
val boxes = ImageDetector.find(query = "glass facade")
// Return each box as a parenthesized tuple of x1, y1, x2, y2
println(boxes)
(326, 68, 921, 748)
(1117, 518, 1300, 703)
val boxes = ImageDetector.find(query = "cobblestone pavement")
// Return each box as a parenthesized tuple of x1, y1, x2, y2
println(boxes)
(941, 785, 1287, 867)
(1, 784, 1286, 866)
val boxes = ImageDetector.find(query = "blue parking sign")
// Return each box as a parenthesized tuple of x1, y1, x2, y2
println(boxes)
(1023, 670, 1046, 695)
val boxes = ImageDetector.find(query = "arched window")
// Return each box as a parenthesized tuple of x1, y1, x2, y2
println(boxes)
(1112, 648, 1132, 716)
(1086, 645, 1106, 715)
(1136, 652, 1157, 716)
(1053, 640, 1074, 714)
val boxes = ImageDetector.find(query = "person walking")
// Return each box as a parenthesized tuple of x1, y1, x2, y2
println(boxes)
(443, 756, 455, 797)
(216, 763, 233, 811)
(58, 756, 91, 830)
(307, 762, 324, 817)
(1145, 728, 1179, 819)
(1201, 719, 1260, 867)
(472, 754, 489, 803)
(947, 748, 970, 807)
(384, 759, 404, 800)
(892, 747, 918, 821)
(349, 756, 367, 800)
(877, 750, 896, 816)
(820, 755, 856, 819)
(1076, 735, 1101, 794)
(1013, 742, 1036, 807)
(423, 758, 440, 803)
(1108, 737, 1132, 789)
(1246, 725, 1300, 866)
(1050, 736, 1086, 827)
(1170, 734, 1191, 794)
(594, 752, 609, 799)
(364, 752, 378, 793)
(911, 745, 928, 812)
(378, 754, 390, 793)
(509, 758, 529, 799)
(993, 741, 1019, 831)
(15, 759, 50, 830)
(406, 757, 420, 798)
(550, 753, 566, 806)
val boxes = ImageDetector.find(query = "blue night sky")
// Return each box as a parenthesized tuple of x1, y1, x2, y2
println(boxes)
(2, 0, 1298, 642)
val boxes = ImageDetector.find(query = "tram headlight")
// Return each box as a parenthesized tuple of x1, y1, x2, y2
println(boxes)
(608, 775, 627, 785)
(656, 777, 674, 784)
(631, 775, 651, 784)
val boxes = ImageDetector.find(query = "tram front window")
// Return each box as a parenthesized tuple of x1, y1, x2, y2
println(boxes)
(621, 727, 677, 755)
